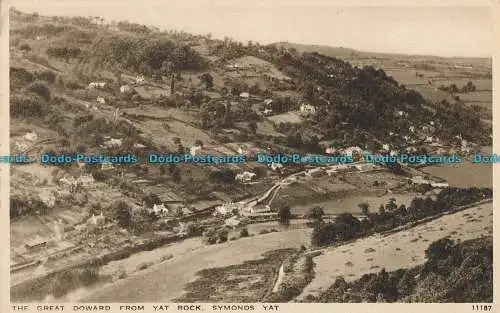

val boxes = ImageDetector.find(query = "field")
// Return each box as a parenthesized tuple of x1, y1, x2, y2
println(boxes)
(420, 161, 492, 188)
(78, 228, 312, 302)
(297, 202, 493, 300)
(267, 111, 304, 124)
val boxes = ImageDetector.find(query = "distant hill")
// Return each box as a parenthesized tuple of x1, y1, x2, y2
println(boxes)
(273, 41, 492, 66)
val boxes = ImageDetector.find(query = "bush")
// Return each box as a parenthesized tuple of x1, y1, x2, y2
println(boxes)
(239, 228, 249, 237)
(10, 94, 45, 118)
(259, 229, 270, 235)
(19, 43, 31, 51)
(217, 228, 229, 243)
(25, 81, 51, 102)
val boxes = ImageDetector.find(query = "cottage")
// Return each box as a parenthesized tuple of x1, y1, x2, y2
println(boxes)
(189, 145, 202, 156)
(101, 161, 115, 171)
(382, 144, 390, 151)
(25, 237, 48, 250)
(299, 103, 316, 115)
(120, 85, 131, 93)
(239, 92, 250, 99)
(87, 212, 105, 226)
(135, 75, 145, 84)
(88, 82, 107, 89)
(237, 145, 249, 155)
(225, 216, 241, 228)
(269, 162, 283, 171)
(263, 109, 273, 116)
(430, 182, 449, 188)
(97, 97, 106, 104)
(236, 171, 257, 182)
(77, 174, 94, 186)
(263, 99, 273, 106)
(24, 132, 38, 141)
(15, 141, 29, 151)
(151, 204, 168, 215)
(409, 126, 415, 133)
(325, 147, 336, 154)
(425, 136, 433, 143)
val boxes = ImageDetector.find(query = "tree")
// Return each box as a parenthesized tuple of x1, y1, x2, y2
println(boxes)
(26, 81, 51, 102)
(172, 167, 182, 183)
(311, 222, 337, 246)
(386, 198, 397, 211)
(113, 201, 132, 229)
(240, 228, 249, 237)
(278, 206, 292, 226)
(307, 206, 325, 222)
(217, 228, 229, 243)
(358, 202, 370, 216)
(200, 73, 214, 89)
(334, 213, 361, 240)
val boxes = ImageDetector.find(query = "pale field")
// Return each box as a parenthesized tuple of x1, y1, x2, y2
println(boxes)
(267, 112, 304, 124)
(458, 90, 492, 103)
(420, 161, 492, 188)
(77, 228, 312, 302)
(296, 202, 493, 300)
(432, 79, 492, 91)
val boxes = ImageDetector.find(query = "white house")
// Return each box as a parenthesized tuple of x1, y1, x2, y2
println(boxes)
(263, 99, 273, 106)
(135, 75, 145, 84)
(24, 132, 38, 141)
(225, 216, 241, 228)
(239, 92, 250, 99)
(87, 212, 105, 226)
(189, 145, 202, 156)
(97, 97, 106, 104)
(120, 85, 131, 93)
(39, 191, 56, 207)
(382, 144, 390, 151)
(300, 103, 316, 114)
(101, 161, 115, 171)
(214, 202, 245, 216)
(151, 204, 168, 215)
(88, 82, 106, 89)
(269, 162, 283, 171)
(409, 126, 415, 133)
(77, 174, 94, 186)
(15, 141, 29, 151)
(103, 138, 122, 148)
(325, 147, 336, 154)
(430, 182, 449, 188)
(425, 136, 434, 143)
(263, 109, 273, 116)
(238, 145, 249, 155)
(236, 171, 257, 182)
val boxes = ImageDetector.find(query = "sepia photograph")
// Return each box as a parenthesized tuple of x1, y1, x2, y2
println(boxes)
(5, 0, 495, 309)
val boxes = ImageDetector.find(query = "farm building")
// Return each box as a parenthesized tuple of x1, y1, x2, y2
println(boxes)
(236, 171, 257, 182)
(300, 103, 316, 114)
(25, 237, 48, 250)
(24, 132, 38, 141)
(120, 85, 131, 93)
(239, 92, 250, 99)
(151, 204, 169, 215)
(189, 145, 202, 156)
(225, 216, 241, 228)
(88, 82, 106, 89)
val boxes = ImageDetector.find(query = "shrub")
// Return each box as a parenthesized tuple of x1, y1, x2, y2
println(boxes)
(239, 228, 249, 237)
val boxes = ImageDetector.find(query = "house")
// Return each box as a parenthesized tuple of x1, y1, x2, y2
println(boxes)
(214, 202, 245, 216)
(398, 110, 407, 117)
(24, 132, 38, 141)
(189, 145, 202, 156)
(299, 103, 316, 115)
(120, 85, 131, 93)
(103, 138, 122, 148)
(238, 145, 249, 155)
(389, 150, 399, 156)
(425, 136, 434, 143)
(25, 236, 48, 250)
(430, 182, 449, 188)
(15, 141, 29, 151)
(88, 82, 107, 89)
(39, 191, 56, 207)
(409, 126, 415, 133)
(225, 216, 241, 228)
(382, 144, 390, 151)
(325, 147, 336, 154)
(135, 75, 145, 84)
(239, 92, 250, 99)
(97, 97, 106, 104)
(134, 143, 147, 149)
(263, 99, 273, 106)
(269, 162, 283, 171)
(101, 161, 115, 171)
(236, 171, 257, 182)
(87, 212, 105, 226)
(77, 174, 94, 186)
(151, 204, 168, 215)
(263, 109, 273, 116)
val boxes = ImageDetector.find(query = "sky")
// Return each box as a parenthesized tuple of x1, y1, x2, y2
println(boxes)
(11, 0, 494, 58)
